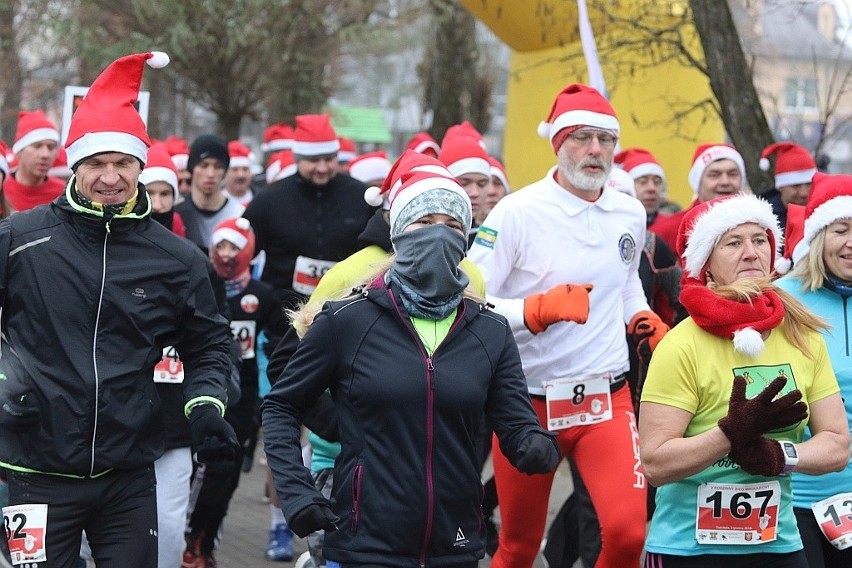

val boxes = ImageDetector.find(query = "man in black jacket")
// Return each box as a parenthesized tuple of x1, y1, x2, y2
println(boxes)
(0, 51, 238, 568)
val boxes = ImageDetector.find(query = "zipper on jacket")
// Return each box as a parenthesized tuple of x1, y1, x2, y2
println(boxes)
(386, 288, 467, 565)
(844, 296, 849, 357)
(89, 224, 110, 476)
(350, 463, 363, 531)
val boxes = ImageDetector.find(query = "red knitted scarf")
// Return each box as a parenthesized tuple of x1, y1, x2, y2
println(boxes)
(679, 278, 786, 339)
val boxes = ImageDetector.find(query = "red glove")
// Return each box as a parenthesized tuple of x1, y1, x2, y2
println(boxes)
(627, 310, 669, 353)
(523, 284, 594, 334)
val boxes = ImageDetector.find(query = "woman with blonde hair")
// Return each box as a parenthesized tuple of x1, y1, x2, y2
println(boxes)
(775, 172, 852, 568)
(262, 169, 560, 568)
(639, 193, 849, 567)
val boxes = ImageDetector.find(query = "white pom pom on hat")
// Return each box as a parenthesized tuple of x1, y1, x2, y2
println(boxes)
(147, 51, 170, 68)
(733, 327, 766, 358)
(364, 185, 383, 207)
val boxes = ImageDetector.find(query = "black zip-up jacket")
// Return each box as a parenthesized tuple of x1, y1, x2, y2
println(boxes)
(0, 182, 231, 477)
(262, 284, 556, 567)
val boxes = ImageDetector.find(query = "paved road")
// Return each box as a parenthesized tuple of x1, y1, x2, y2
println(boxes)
(214, 454, 576, 567)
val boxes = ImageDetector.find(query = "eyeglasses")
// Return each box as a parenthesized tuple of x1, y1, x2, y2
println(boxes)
(567, 130, 618, 148)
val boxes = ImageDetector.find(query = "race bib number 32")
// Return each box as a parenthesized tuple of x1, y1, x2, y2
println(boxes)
(3, 503, 47, 565)
(696, 481, 780, 545)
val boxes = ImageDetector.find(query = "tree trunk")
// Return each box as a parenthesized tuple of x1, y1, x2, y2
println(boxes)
(0, 0, 22, 141)
(689, 0, 774, 192)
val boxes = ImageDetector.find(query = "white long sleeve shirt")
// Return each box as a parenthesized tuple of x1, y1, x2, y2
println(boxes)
(468, 167, 650, 394)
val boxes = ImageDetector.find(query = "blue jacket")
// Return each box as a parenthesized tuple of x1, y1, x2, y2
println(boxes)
(776, 274, 852, 508)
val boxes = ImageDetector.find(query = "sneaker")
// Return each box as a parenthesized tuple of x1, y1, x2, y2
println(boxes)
(181, 534, 205, 568)
(266, 523, 294, 561)
(294, 551, 315, 568)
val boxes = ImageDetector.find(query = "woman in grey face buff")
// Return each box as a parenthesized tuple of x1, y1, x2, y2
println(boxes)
(262, 170, 561, 568)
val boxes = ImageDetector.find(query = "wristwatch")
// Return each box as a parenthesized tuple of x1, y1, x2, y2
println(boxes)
(781, 441, 799, 474)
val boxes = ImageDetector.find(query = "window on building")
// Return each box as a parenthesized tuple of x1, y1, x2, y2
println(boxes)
(785, 78, 818, 112)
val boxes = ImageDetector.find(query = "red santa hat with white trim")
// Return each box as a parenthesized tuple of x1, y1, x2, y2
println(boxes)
(260, 124, 294, 153)
(338, 137, 357, 163)
(266, 150, 296, 184)
(348, 151, 391, 184)
(228, 140, 253, 169)
(163, 135, 189, 171)
(0, 139, 9, 179)
(687, 143, 745, 193)
(210, 217, 256, 280)
(48, 147, 72, 179)
(438, 133, 491, 179)
(405, 132, 440, 157)
(606, 167, 636, 198)
(614, 147, 665, 181)
(291, 114, 339, 157)
(488, 156, 510, 194)
(12, 110, 60, 155)
(442, 121, 487, 150)
(759, 142, 816, 189)
(388, 170, 472, 239)
(65, 51, 169, 170)
(794, 173, 852, 262)
(537, 83, 619, 152)
(364, 149, 452, 209)
(139, 143, 179, 200)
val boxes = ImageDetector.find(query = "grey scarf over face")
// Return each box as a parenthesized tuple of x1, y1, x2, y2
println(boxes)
(386, 224, 470, 320)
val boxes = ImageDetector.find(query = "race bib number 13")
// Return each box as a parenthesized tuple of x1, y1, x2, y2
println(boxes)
(3, 503, 47, 565)
(696, 481, 780, 545)
(811, 492, 852, 550)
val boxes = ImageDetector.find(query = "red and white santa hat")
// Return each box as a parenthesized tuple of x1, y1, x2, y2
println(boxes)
(291, 114, 339, 157)
(759, 142, 816, 189)
(338, 137, 357, 163)
(47, 147, 72, 179)
(210, 217, 256, 279)
(139, 143, 179, 199)
(388, 170, 472, 238)
(364, 149, 452, 209)
(260, 124, 294, 153)
(265, 150, 296, 184)
(687, 143, 746, 193)
(348, 151, 391, 184)
(605, 168, 636, 198)
(537, 83, 619, 152)
(228, 140, 253, 169)
(438, 133, 491, 179)
(794, 173, 852, 261)
(0, 139, 10, 179)
(163, 135, 189, 171)
(12, 110, 60, 155)
(405, 132, 440, 157)
(614, 147, 665, 181)
(442, 121, 487, 151)
(677, 193, 782, 284)
(488, 156, 510, 194)
(65, 51, 169, 169)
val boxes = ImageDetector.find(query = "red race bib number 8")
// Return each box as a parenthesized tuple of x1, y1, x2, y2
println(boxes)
(544, 375, 612, 430)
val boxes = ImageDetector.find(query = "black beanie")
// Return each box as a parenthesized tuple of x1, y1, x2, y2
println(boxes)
(187, 134, 229, 173)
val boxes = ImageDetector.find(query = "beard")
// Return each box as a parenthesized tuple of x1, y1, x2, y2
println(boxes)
(557, 149, 612, 192)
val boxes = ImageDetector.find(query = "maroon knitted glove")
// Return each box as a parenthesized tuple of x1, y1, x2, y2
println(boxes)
(717, 376, 807, 447)
(728, 436, 785, 477)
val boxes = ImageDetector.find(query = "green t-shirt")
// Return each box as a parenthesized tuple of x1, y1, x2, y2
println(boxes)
(641, 317, 839, 556)
(410, 310, 457, 356)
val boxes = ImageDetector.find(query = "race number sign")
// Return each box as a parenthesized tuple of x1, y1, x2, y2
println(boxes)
(292, 256, 335, 295)
(696, 481, 780, 545)
(153, 346, 184, 384)
(544, 375, 612, 430)
(811, 492, 852, 550)
(230, 320, 257, 360)
(3, 503, 47, 565)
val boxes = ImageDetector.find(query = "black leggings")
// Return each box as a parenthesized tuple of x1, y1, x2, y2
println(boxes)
(644, 550, 808, 568)
(794, 506, 852, 568)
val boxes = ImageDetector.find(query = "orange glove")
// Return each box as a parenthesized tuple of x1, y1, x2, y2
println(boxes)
(523, 284, 593, 334)
(627, 310, 669, 353)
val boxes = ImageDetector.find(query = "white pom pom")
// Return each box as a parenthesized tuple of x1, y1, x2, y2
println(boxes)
(364, 185, 384, 207)
(235, 218, 251, 231)
(537, 121, 550, 139)
(759, 157, 770, 171)
(775, 256, 792, 275)
(147, 51, 170, 69)
(733, 327, 765, 358)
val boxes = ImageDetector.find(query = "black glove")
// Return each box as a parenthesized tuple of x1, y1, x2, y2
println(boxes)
(728, 436, 785, 477)
(288, 502, 339, 538)
(189, 404, 239, 462)
(0, 392, 39, 429)
(515, 433, 561, 475)
(717, 376, 808, 447)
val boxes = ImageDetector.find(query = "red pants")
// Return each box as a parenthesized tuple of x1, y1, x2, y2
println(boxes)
(491, 385, 646, 568)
